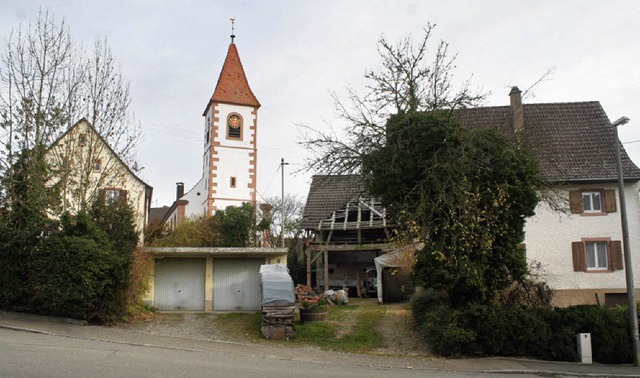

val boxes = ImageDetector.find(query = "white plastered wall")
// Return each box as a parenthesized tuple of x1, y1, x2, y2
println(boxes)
(182, 177, 208, 219)
(524, 183, 640, 291)
(48, 120, 149, 242)
(210, 102, 256, 212)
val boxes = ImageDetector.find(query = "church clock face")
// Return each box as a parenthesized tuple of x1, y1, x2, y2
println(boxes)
(227, 113, 242, 139)
(227, 114, 242, 139)
(228, 114, 242, 129)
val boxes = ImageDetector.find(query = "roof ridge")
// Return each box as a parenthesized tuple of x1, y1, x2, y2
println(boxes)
(522, 100, 601, 106)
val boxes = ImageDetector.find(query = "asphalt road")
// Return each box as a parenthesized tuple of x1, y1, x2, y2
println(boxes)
(0, 327, 543, 378)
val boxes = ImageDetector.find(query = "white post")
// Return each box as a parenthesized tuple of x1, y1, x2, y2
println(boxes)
(577, 333, 592, 364)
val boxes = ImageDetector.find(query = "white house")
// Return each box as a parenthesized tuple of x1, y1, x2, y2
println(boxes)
(48, 118, 153, 242)
(455, 87, 640, 307)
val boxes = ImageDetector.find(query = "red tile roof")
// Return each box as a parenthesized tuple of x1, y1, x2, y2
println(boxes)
(204, 43, 260, 115)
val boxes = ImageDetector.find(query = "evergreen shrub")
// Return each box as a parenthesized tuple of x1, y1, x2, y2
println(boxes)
(412, 295, 636, 363)
(29, 233, 119, 321)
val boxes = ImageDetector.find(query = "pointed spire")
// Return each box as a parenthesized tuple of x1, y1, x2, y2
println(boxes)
(203, 39, 260, 115)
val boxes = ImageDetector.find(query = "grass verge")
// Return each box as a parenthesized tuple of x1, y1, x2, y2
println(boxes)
(290, 304, 386, 352)
(216, 312, 263, 342)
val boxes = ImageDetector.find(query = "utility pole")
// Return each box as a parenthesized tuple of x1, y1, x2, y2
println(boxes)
(280, 158, 289, 248)
(612, 116, 640, 366)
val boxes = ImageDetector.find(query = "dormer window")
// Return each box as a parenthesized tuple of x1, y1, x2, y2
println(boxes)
(79, 134, 87, 146)
(227, 113, 242, 140)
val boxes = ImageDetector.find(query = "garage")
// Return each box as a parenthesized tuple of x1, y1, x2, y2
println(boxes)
(213, 258, 263, 311)
(154, 258, 205, 311)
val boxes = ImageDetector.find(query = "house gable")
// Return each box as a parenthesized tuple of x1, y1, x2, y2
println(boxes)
(47, 118, 152, 243)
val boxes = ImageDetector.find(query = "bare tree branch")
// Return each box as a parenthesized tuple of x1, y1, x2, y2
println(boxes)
(298, 23, 488, 176)
(521, 66, 556, 101)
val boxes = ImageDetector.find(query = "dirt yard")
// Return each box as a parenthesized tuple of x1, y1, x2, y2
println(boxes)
(119, 298, 429, 357)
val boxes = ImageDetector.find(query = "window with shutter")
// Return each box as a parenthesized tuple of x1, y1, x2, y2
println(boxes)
(572, 239, 622, 273)
(104, 189, 127, 205)
(569, 189, 616, 215)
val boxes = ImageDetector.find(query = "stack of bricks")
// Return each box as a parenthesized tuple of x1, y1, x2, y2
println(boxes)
(261, 304, 295, 340)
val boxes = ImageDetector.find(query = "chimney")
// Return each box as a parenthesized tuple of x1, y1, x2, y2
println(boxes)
(509, 86, 524, 134)
(176, 182, 184, 200)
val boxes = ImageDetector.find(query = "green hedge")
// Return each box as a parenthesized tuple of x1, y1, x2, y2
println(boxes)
(0, 204, 139, 323)
(412, 290, 634, 363)
(29, 234, 123, 321)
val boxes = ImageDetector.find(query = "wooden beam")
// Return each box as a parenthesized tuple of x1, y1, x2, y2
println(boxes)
(343, 202, 349, 230)
(310, 250, 324, 264)
(307, 242, 396, 252)
(324, 250, 329, 292)
(306, 250, 312, 286)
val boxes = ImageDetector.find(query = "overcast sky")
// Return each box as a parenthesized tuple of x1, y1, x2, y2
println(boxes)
(2, 1, 640, 207)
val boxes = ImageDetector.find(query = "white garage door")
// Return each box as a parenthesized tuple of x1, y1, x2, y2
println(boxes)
(213, 258, 263, 311)
(154, 258, 205, 311)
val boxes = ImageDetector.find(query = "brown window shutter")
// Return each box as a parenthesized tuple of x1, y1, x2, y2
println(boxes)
(610, 240, 623, 271)
(98, 189, 106, 203)
(572, 241, 586, 272)
(604, 189, 617, 213)
(569, 191, 583, 214)
(119, 190, 128, 204)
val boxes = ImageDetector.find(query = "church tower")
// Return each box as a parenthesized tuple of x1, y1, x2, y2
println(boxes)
(200, 34, 260, 215)
(161, 30, 260, 227)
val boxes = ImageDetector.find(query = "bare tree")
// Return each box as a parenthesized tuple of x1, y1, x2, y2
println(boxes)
(261, 194, 305, 247)
(0, 9, 76, 168)
(0, 9, 142, 212)
(81, 38, 140, 164)
(299, 23, 488, 175)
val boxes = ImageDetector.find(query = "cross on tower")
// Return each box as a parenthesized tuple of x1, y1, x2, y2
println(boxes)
(230, 17, 236, 43)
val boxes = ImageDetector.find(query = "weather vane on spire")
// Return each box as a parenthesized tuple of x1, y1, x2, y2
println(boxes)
(230, 17, 236, 43)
